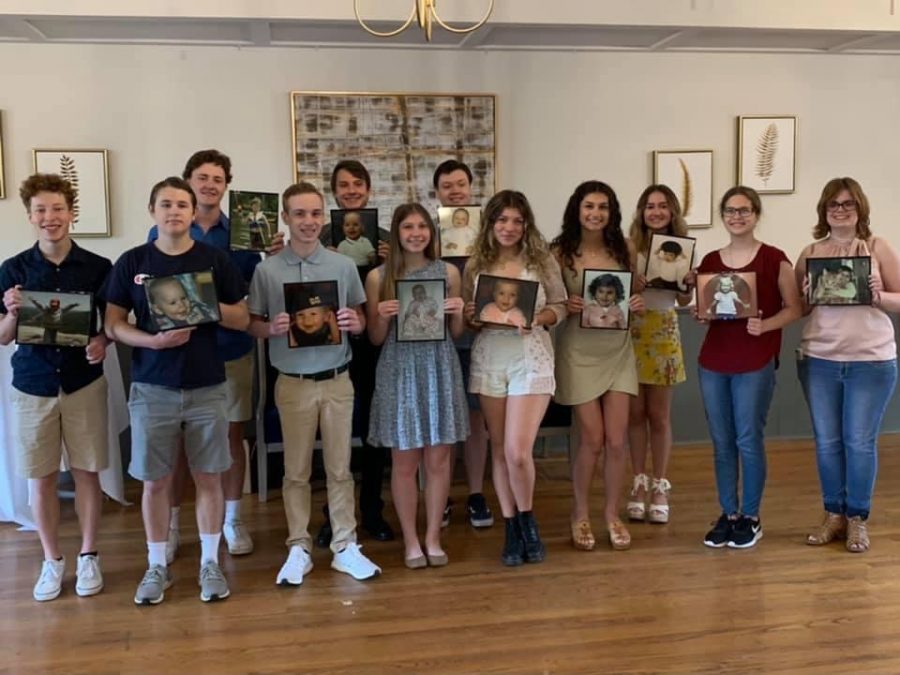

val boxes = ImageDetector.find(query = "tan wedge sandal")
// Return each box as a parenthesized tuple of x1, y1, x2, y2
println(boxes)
(648, 478, 671, 524)
(627, 473, 650, 521)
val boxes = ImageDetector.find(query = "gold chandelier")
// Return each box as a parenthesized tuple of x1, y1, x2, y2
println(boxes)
(353, 0, 494, 42)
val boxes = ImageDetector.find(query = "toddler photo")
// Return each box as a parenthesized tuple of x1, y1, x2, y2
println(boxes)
(474, 274, 538, 329)
(284, 280, 341, 348)
(807, 256, 871, 306)
(331, 208, 379, 267)
(397, 278, 446, 342)
(580, 269, 632, 330)
(438, 205, 481, 258)
(15, 289, 93, 347)
(696, 271, 757, 321)
(144, 271, 221, 331)
(644, 233, 695, 292)
(228, 190, 279, 252)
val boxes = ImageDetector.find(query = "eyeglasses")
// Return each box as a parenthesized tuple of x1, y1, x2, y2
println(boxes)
(723, 207, 753, 218)
(826, 200, 857, 212)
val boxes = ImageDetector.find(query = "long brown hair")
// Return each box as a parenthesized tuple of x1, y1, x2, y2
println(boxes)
(379, 203, 437, 301)
(628, 184, 688, 255)
(551, 181, 630, 272)
(813, 177, 871, 240)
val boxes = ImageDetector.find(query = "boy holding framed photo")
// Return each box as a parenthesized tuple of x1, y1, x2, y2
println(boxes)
(0, 173, 112, 602)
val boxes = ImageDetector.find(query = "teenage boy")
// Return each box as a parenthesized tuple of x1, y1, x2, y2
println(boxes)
(433, 159, 494, 530)
(151, 149, 284, 561)
(316, 160, 394, 548)
(248, 181, 381, 585)
(0, 174, 112, 602)
(106, 177, 249, 605)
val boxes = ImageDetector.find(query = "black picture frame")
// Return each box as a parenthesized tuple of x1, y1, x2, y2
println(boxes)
(438, 205, 481, 261)
(696, 271, 758, 321)
(330, 208, 379, 267)
(144, 270, 221, 332)
(284, 280, 341, 349)
(228, 190, 279, 252)
(473, 274, 539, 330)
(15, 289, 94, 347)
(644, 233, 696, 292)
(396, 278, 447, 343)
(807, 256, 872, 306)
(580, 269, 632, 330)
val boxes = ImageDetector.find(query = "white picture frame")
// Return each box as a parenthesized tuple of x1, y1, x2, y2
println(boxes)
(737, 115, 797, 194)
(33, 148, 111, 237)
(652, 150, 713, 229)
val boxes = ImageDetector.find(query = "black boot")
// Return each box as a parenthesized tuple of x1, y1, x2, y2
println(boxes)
(501, 517, 525, 566)
(517, 510, 546, 563)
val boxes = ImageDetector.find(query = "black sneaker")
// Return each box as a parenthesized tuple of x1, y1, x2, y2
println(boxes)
(441, 498, 453, 529)
(727, 516, 763, 549)
(466, 493, 494, 529)
(703, 514, 734, 548)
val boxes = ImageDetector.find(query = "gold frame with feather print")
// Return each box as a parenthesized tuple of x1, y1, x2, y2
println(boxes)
(652, 149, 713, 229)
(0, 111, 6, 200)
(32, 148, 111, 237)
(737, 115, 796, 195)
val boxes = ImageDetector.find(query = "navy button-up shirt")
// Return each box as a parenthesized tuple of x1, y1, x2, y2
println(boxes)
(0, 242, 112, 396)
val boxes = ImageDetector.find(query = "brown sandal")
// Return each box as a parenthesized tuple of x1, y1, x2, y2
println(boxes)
(846, 516, 870, 553)
(806, 512, 846, 546)
(607, 520, 632, 551)
(571, 520, 596, 551)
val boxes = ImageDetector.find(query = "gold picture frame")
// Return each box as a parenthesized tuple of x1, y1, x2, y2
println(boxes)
(32, 148, 111, 237)
(736, 115, 797, 195)
(0, 111, 6, 200)
(652, 149, 714, 228)
(290, 91, 497, 232)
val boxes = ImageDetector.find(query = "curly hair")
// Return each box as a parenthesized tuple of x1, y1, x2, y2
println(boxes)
(813, 177, 871, 241)
(628, 184, 688, 255)
(551, 181, 630, 272)
(588, 273, 625, 303)
(182, 149, 233, 185)
(19, 173, 76, 211)
(380, 203, 438, 302)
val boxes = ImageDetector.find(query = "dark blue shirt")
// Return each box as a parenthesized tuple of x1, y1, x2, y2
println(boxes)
(0, 242, 112, 396)
(104, 241, 247, 389)
(148, 213, 259, 361)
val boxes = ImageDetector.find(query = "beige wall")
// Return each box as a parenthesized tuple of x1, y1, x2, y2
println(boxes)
(1, 42, 899, 263)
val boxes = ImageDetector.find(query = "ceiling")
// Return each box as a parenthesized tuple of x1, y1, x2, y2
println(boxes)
(3, 14, 900, 54)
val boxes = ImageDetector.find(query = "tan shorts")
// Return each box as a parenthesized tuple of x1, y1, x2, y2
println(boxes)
(11, 376, 109, 479)
(224, 351, 254, 423)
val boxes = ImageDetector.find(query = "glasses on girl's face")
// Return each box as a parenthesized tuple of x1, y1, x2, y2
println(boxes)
(826, 199, 857, 212)
(723, 207, 753, 218)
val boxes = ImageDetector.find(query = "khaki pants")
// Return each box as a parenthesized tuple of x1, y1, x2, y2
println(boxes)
(275, 371, 357, 553)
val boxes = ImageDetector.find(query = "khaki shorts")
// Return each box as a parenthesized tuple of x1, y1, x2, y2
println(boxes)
(11, 376, 109, 479)
(224, 351, 254, 423)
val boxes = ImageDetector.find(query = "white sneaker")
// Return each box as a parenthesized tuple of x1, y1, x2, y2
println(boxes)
(331, 543, 381, 581)
(75, 554, 104, 597)
(276, 546, 313, 586)
(34, 557, 65, 602)
(224, 520, 254, 556)
(166, 527, 180, 565)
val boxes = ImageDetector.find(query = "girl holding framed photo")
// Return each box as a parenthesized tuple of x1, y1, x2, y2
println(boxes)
(794, 178, 900, 553)
(626, 185, 694, 526)
(696, 186, 801, 550)
(463, 190, 566, 566)
(366, 203, 469, 569)
(551, 181, 643, 552)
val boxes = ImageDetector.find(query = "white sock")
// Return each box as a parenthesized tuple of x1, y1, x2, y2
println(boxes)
(169, 506, 181, 531)
(224, 500, 241, 524)
(199, 533, 221, 566)
(148, 542, 167, 568)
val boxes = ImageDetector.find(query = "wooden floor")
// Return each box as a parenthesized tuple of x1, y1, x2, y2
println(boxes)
(4, 436, 900, 674)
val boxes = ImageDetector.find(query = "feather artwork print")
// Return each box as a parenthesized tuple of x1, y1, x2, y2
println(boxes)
(754, 123, 778, 187)
(59, 154, 81, 228)
(678, 158, 693, 218)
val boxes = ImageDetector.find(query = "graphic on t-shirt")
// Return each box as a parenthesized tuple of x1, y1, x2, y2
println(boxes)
(229, 190, 279, 252)
(397, 278, 446, 342)
(284, 280, 341, 348)
(438, 205, 481, 259)
(474, 274, 538, 330)
(580, 269, 632, 331)
(331, 208, 379, 267)
(644, 233, 696, 292)
(807, 256, 872, 306)
(144, 270, 221, 331)
(15, 289, 93, 347)
(697, 272, 757, 320)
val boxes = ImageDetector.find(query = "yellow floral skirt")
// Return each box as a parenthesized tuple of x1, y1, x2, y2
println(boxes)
(629, 308, 686, 386)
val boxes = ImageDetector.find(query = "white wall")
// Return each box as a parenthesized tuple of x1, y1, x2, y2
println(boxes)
(1, 42, 899, 263)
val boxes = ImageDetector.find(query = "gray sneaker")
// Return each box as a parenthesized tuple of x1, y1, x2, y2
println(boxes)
(199, 561, 230, 602)
(134, 565, 173, 605)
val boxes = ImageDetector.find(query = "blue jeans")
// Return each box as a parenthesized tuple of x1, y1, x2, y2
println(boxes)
(797, 356, 897, 519)
(698, 362, 776, 517)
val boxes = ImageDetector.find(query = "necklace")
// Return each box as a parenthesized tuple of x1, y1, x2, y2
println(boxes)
(722, 241, 760, 269)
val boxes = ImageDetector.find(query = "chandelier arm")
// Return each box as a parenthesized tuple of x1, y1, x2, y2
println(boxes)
(354, 0, 418, 38)
(430, 0, 494, 34)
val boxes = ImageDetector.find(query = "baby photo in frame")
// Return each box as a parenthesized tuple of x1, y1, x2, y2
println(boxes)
(396, 278, 447, 343)
(645, 233, 696, 292)
(581, 269, 632, 330)
(15, 289, 93, 347)
(473, 274, 538, 330)
(331, 208, 379, 267)
(807, 256, 872, 306)
(284, 280, 341, 348)
(697, 271, 758, 321)
(438, 205, 481, 259)
(144, 270, 221, 332)
(229, 190, 279, 252)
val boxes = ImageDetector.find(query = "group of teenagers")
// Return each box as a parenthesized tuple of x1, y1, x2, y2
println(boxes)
(3, 146, 898, 607)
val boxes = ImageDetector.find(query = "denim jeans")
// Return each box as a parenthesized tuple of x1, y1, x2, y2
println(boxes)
(698, 361, 776, 517)
(797, 356, 897, 520)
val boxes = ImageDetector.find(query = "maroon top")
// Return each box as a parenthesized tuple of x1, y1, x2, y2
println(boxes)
(697, 243, 790, 374)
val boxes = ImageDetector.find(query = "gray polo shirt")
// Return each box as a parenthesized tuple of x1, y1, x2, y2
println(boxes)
(248, 243, 366, 375)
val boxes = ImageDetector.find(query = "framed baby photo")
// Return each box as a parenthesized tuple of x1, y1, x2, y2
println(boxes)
(284, 280, 341, 349)
(15, 289, 93, 347)
(644, 233, 696, 292)
(228, 190, 279, 252)
(696, 271, 758, 321)
(473, 274, 539, 330)
(396, 278, 447, 343)
(438, 205, 481, 260)
(330, 208, 379, 267)
(144, 270, 221, 332)
(581, 269, 632, 331)
(807, 256, 872, 306)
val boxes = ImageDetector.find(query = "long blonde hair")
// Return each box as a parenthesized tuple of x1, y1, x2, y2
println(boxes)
(628, 184, 688, 255)
(379, 203, 437, 301)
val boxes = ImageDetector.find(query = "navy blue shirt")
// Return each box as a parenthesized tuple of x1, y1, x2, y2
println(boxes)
(0, 242, 112, 396)
(148, 213, 259, 361)
(105, 241, 247, 389)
